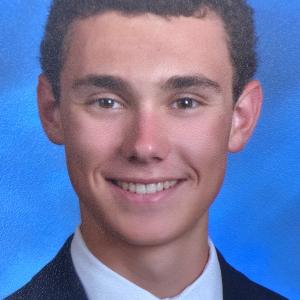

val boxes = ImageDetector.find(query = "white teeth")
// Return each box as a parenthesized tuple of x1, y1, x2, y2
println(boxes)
(121, 182, 129, 190)
(157, 182, 164, 192)
(115, 180, 178, 194)
(163, 181, 170, 189)
(129, 183, 135, 193)
(146, 184, 157, 194)
(136, 184, 147, 194)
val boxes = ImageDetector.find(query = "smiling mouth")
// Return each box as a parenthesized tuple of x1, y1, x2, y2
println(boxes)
(109, 179, 180, 195)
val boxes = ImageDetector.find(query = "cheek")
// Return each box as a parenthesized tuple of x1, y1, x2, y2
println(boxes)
(173, 113, 232, 178)
(62, 112, 124, 173)
(173, 114, 232, 216)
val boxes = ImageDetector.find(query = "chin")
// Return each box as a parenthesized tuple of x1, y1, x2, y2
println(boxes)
(101, 211, 206, 248)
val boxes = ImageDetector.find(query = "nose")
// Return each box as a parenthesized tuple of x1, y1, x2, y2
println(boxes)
(120, 111, 170, 164)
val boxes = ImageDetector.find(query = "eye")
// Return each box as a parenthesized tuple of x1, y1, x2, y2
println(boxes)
(172, 97, 201, 109)
(91, 97, 124, 109)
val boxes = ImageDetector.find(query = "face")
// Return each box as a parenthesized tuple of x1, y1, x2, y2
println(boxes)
(39, 12, 262, 248)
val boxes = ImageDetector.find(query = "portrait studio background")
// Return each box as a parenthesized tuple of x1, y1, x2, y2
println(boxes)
(0, 1, 299, 299)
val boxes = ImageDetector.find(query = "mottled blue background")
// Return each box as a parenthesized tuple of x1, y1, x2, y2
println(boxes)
(0, 1, 299, 299)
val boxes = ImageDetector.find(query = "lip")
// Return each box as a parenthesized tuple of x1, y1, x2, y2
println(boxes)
(107, 178, 185, 204)
(107, 177, 182, 185)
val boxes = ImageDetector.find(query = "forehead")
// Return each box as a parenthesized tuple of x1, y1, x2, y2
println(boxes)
(62, 11, 233, 92)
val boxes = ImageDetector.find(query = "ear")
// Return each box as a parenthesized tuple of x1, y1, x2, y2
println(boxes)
(37, 75, 64, 145)
(228, 80, 263, 152)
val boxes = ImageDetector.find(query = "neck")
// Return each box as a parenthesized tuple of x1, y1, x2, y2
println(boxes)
(80, 216, 209, 298)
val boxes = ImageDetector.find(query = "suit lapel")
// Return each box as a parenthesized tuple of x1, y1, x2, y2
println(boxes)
(50, 235, 88, 299)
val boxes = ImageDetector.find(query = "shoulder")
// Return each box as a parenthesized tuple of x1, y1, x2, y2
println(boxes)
(5, 236, 87, 300)
(217, 250, 287, 300)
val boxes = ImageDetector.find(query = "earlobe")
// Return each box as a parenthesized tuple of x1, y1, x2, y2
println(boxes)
(37, 75, 64, 145)
(228, 80, 263, 152)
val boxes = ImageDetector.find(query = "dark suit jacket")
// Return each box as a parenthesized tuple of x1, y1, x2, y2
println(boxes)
(6, 236, 287, 300)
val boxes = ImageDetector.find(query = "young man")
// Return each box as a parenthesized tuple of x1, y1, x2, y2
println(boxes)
(7, 1, 286, 299)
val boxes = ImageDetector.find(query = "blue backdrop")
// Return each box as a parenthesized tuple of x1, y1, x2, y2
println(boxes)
(0, 1, 299, 299)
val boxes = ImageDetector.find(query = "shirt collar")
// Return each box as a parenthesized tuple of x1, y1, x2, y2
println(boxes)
(71, 227, 223, 300)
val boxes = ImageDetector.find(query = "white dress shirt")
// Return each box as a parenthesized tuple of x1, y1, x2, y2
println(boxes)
(71, 228, 223, 300)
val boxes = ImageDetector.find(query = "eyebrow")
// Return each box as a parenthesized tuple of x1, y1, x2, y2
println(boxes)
(72, 74, 132, 94)
(72, 73, 221, 94)
(162, 75, 221, 93)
